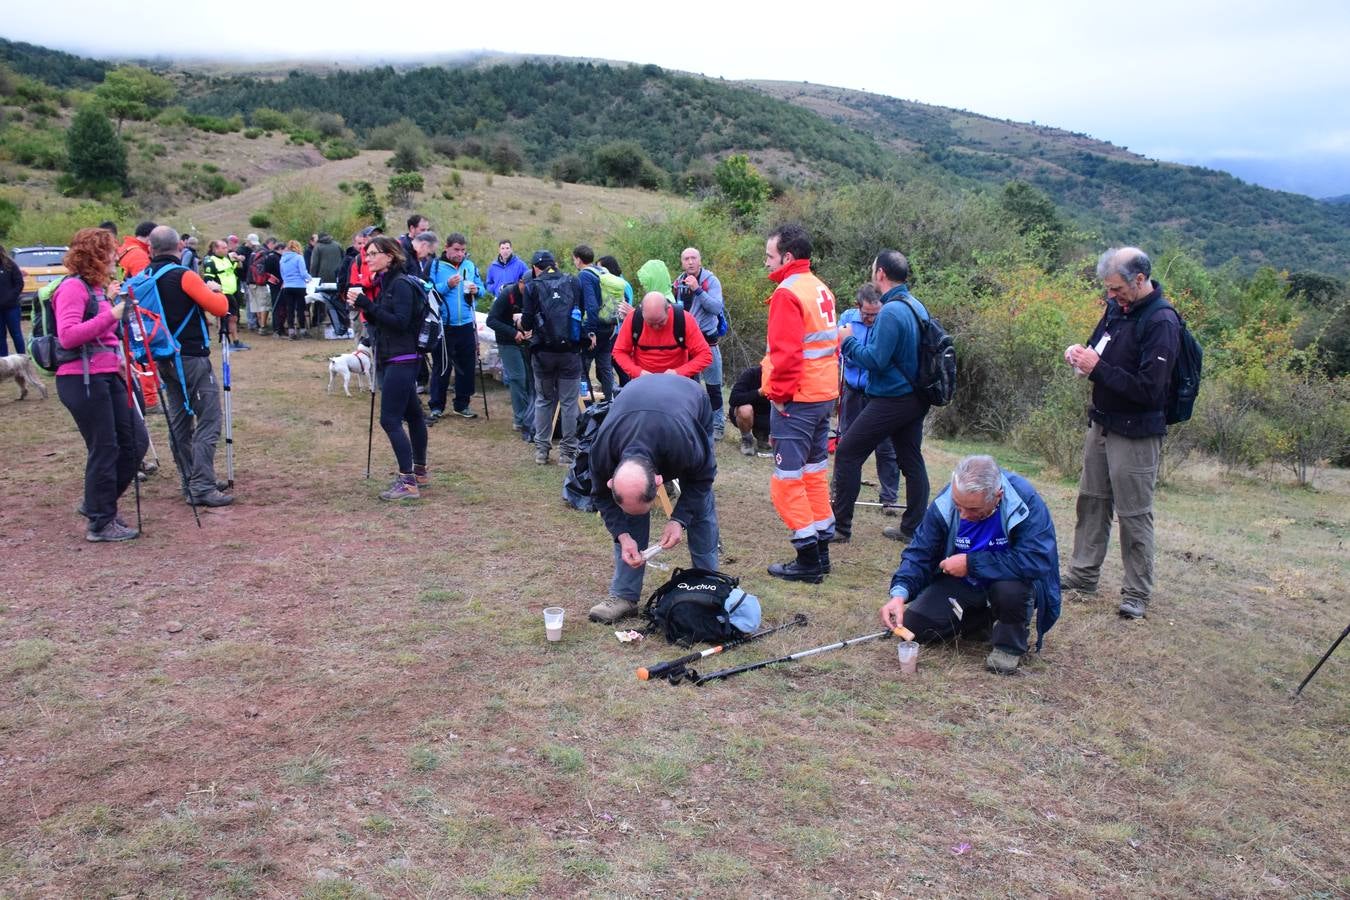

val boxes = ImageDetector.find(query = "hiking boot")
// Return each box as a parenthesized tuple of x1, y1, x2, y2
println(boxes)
(755, 439, 773, 458)
(379, 475, 421, 501)
(427, 409, 444, 423)
(817, 539, 832, 575)
(986, 648, 1021, 675)
(519, 428, 533, 443)
(216, 479, 231, 492)
(140, 459, 159, 475)
(559, 452, 577, 468)
(767, 543, 824, 584)
(883, 524, 915, 544)
(413, 464, 430, 487)
(534, 447, 551, 465)
(452, 407, 478, 419)
(832, 530, 851, 544)
(76, 503, 129, 528)
(713, 425, 725, 442)
(190, 490, 235, 508)
(882, 503, 901, 517)
(86, 520, 139, 543)
(588, 596, 639, 624)
(288, 328, 298, 341)
(231, 341, 251, 351)
(1118, 597, 1147, 619)
(739, 433, 755, 456)
(1062, 574, 1098, 598)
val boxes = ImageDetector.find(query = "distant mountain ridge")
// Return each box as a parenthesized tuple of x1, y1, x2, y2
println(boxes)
(3, 37, 1348, 276)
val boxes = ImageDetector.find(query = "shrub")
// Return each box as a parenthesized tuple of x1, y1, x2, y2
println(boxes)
(0, 197, 19, 239)
(389, 141, 422, 173)
(365, 118, 426, 152)
(593, 140, 653, 187)
(4, 126, 66, 170)
(313, 112, 346, 138)
(251, 107, 292, 131)
(488, 138, 523, 175)
(386, 172, 424, 206)
(249, 213, 272, 228)
(353, 181, 383, 227)
(321, 140, 358, 161)
(449, 171, 462, 189)
(265, 185, 366, 244)
(243, 127, 263, 139)
(202, 162, 219, 173)
(1011, 373, 1090, 478)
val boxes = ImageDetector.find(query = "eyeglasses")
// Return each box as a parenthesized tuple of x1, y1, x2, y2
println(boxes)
(366, 248, 385, 256)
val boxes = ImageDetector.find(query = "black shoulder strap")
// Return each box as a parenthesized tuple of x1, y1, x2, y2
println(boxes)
(630, 309, 644, 343)
(1132, 296, 1179, 341)
(673, 307, 686, 347)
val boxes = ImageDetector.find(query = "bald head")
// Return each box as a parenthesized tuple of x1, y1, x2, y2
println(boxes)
(148, 225, 180, 256)
(641, 291, 671, 326)
(609, 457, 661, 515)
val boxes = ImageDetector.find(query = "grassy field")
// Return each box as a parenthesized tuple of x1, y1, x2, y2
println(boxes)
(0, 337, 1346, 899)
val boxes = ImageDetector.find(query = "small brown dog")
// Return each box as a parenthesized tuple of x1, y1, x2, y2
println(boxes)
(0, 353, 49, 400)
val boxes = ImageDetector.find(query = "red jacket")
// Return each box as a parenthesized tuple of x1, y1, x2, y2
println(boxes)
(116, 236, 150, 278)
(762, 259, 839, 403)
(612, 309, 712, 379)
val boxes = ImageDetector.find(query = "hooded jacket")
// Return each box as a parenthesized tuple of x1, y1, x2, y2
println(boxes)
(486, 253, 528, 297)
(308, 234, 344, 284)
(636, 260, 675, 302)
(890, 470, 1062, 650)
(116, 236, 150, 279)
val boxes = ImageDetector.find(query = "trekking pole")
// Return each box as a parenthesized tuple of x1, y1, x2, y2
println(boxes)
(365, 349, 377, 480)
(220, 330, 234, 489)
(119, 303, 144, 535)
(1292, 620, 1350, 698)
(130, 296, 201, 528)
(693, 625, 915, 686)
(638, 613, 809, 684)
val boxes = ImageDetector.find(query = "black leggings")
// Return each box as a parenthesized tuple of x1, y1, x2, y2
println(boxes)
(379, 361, 427, 474)
(276, 287, 308, 332)
(57, 372, 145, 530)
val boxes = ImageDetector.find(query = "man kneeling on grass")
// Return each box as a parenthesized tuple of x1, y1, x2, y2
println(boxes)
(878, 455, 1061, 674)
(586, 374, 720, 625)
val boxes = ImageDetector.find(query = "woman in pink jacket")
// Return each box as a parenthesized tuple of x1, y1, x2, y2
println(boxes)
(54, 227, 142, 542)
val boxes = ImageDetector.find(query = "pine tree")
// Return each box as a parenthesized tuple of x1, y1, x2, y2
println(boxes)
(65, 105, 128, 192)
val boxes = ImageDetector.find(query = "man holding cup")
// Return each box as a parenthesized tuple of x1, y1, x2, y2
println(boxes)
(879, 455, 1061, 674)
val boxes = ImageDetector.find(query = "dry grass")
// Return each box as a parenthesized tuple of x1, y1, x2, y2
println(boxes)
(0, 338, 1346, 898)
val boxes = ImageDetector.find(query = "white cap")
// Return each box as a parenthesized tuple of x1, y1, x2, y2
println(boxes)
(246, 233, 260, 244)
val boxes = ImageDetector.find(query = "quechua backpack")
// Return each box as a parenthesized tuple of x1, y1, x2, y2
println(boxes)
(897, 295, 957, 407)
(532, 270, 581, 350)
(1134, 298, 1203, 425)
(597, 270, 628, 325)
(125, 264, 206, 416)
(642, 567, 762, 646)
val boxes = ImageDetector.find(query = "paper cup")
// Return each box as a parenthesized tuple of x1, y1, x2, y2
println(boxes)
(543, 607, 565, 642)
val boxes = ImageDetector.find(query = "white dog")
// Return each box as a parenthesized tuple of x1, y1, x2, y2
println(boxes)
(0, 354, 48, 400)
(326, 347, 373, 396)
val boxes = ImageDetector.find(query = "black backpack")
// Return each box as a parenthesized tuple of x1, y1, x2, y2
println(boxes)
(532, 270, 580, 350)
(29, 277, 100, 372)
(1134, 298, 1203, 425)
(562, 400, 610, 512)
(629, 304, 687, 349)
(896, 294, 956, 407)
(641, 567, 761, 646)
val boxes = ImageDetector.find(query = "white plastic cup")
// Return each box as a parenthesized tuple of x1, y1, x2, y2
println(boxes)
(897, 641, 919, 674)
(543, 607, 565, 642)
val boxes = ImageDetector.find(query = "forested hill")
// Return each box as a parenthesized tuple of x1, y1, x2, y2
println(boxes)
(182, 59, 1350, 275)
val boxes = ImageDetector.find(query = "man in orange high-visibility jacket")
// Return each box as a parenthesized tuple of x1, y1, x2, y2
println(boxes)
(761, 223, 840, 584)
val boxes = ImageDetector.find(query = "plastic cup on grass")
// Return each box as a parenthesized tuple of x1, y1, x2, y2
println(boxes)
(897, 640, 919, 674)
(544, 607, 565, 642)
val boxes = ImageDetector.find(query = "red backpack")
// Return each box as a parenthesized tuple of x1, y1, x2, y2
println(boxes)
(247, 250, 273, 286)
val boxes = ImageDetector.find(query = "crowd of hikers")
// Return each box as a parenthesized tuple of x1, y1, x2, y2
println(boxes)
(30, 210, 1193, 675)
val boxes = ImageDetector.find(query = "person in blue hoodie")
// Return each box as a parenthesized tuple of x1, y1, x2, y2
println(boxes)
(835, 282, 901, 516)
(879, 454, 1061, 675)
(485, 239, 527, 297)
(427, 232, 486, 420)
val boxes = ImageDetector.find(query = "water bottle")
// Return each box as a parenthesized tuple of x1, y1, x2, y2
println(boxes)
(569, 305, 582, 342)
(129, 315, 144, 345)
(579, 379, 590, 398)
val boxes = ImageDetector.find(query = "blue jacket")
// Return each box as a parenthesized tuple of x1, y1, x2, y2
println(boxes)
(485, 254, 528, 297)
(673, 267, 725, 337)
(428, 256, 485, 328)
(840, 285, 925, 398)
(889, 471, 1062, 650)
(836, 307, 877, 391)
(280, 251, 309, 289)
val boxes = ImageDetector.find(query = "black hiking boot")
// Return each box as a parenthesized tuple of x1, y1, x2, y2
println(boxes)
(767, 542, 824, 584)
(817, 538, 832, 575)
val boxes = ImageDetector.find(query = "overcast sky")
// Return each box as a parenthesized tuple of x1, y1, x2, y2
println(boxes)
(8, 0, 1350, 196)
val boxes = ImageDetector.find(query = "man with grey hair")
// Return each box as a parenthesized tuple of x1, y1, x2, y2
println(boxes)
(674, 247, 727, 439)
(879, 454, 1061, 673)
(136, 225, 235, 507)
(1062, 247, 1180, 619)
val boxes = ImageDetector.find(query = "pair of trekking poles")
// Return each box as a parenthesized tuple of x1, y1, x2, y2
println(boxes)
(636, 614, 916, 686)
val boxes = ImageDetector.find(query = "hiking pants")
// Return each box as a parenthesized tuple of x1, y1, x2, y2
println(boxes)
(532, 349, 582, 455)
(445, 322, 477, 414)
(702, 341, 724, 430)
(57, 372, 144, 531)
(275, 287, 306, 333)
(1069, 421, 1162, 604)
(769, 399, 835, 549)
(902, 574, 1033, 656)
(834, 385, 899, 506)
(610, 486, 720, 602)
(583, 326, 616, 399)
(157, 355, 222, 499)
(498, 343, 534, 433)
(378, 360, 428, 474)
(833, 393, 929, 537)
